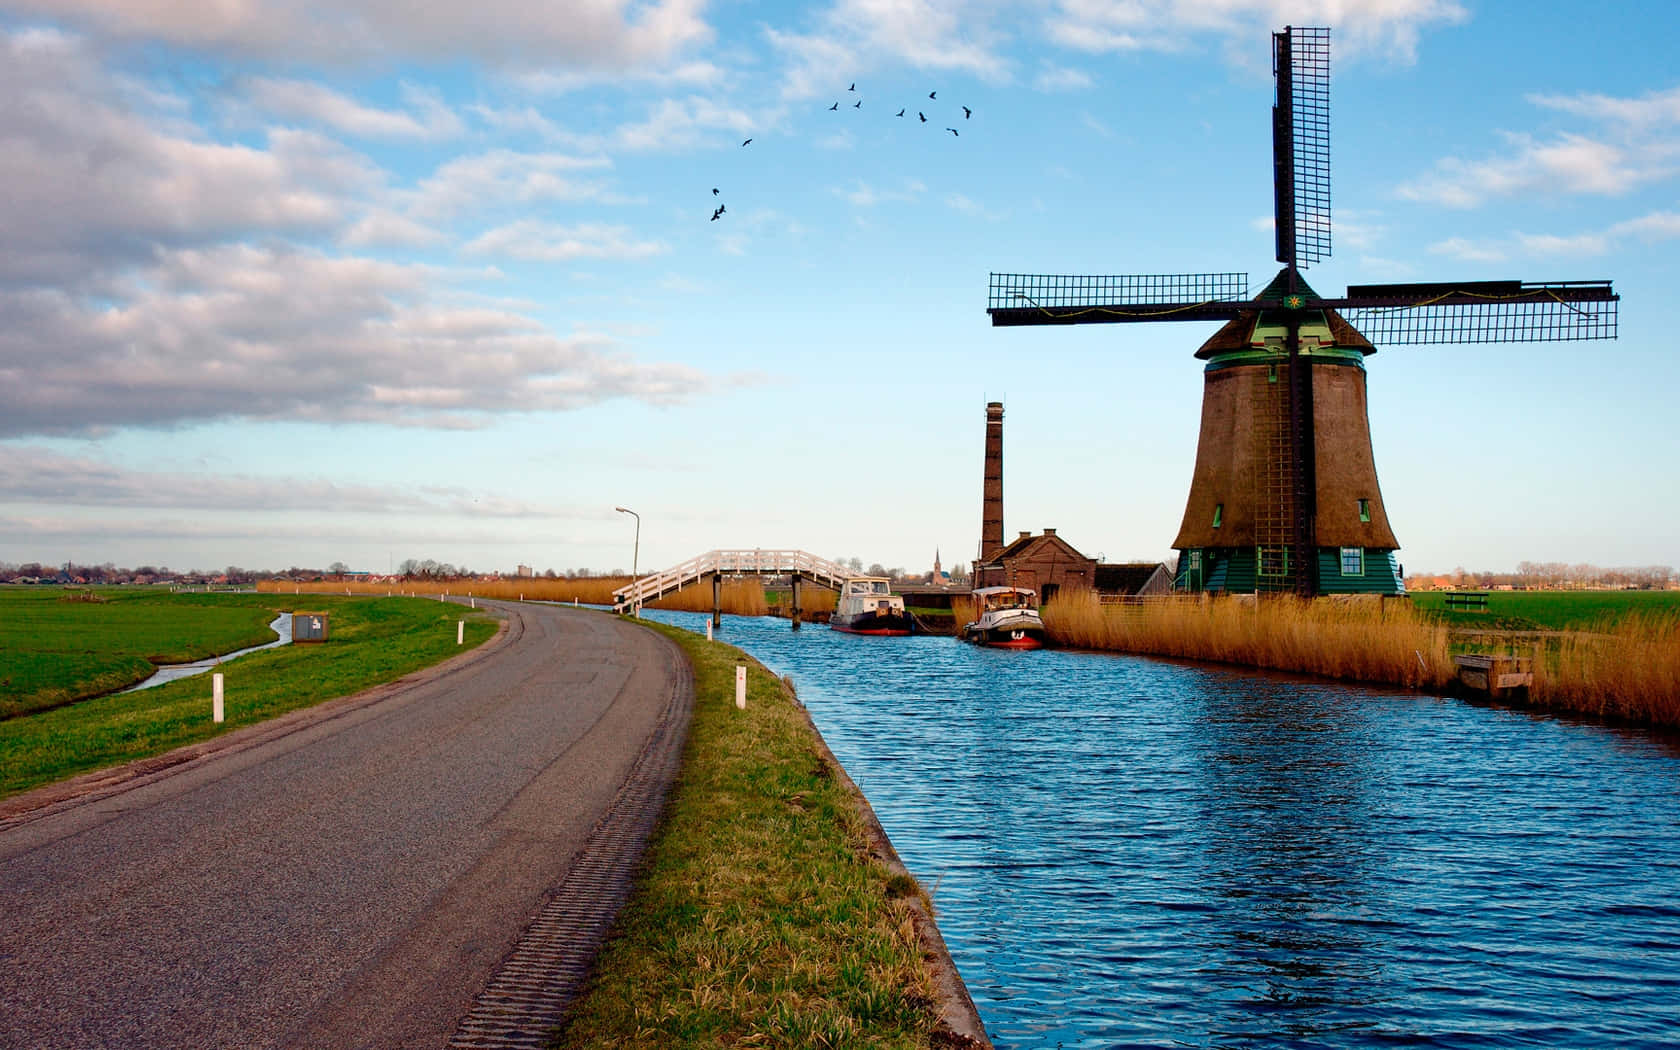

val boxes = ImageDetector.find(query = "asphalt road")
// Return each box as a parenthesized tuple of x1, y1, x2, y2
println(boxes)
(0, 602, 691, 1049)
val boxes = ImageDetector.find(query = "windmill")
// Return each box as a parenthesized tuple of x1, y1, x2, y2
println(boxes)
(986, 26, 1618, 598)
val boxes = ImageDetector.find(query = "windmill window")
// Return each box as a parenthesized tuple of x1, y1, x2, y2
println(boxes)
(1188, 550, 1202, 571)
(1341, 547, 1364, 576)
(1358, 498, 1371, 523)
(1268, 364, 1278, 384)
(1212, 503, 1223, 528)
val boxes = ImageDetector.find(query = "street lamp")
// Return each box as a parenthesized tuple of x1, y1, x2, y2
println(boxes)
(614, 506, 640, 615)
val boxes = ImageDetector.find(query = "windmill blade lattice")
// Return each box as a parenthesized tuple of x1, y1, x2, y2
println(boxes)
(1274, 27, 1331, 268)
(1337, 281, 1618, 344)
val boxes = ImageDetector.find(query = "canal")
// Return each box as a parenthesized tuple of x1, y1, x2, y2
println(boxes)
(640, 609, 1680, 1048)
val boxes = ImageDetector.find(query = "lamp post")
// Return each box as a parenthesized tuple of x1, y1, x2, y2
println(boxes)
(614, 506, 640, 615)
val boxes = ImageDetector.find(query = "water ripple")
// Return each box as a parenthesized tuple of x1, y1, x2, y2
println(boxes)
(641, 610, 1680, 1049)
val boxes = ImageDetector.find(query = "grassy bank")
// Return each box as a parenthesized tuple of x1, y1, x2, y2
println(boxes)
(0, 596, 496, 798)
(0, 587, 288, 718)
(554, 622, 950, 1049)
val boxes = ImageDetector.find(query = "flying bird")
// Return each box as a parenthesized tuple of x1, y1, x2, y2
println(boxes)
(896, 108, 905, 117)
(741, 138, 752, 146)
(848, 82, 856, 91)
(711, 204, 726, 221)
(929, 91, 937, 99)
(947, 127, 959, 136)
(853, 100, 862, 108)
(918, 112, 926, 122)
(712, 187, 719, 195)
(829, 101, 839, 110)
(963, 106, 972, 119)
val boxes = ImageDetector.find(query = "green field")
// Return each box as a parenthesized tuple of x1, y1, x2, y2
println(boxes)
(1, 590, 496, 798)
(1409, 589, 1680, 632)
(0, 587, 294, 718)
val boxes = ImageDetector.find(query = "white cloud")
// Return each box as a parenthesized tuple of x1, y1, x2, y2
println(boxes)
(1398, 131, 1660, 208)
(612, 95, 758, 151)
(0, 242, 711, 437)
(0, 29, 367, 288)
(1423, 208, 1680, 264)
(1530, 85, 1680, 129)
(463, 220, 668, 260)
(0, 446, 562, 516)
(403, 150, 619, 221)
(768, 0, 1012, 101)
(1428, 236, 1506, 263)
(240, 78, 465, 141)
(1044, 0, 1467, 64)
(1515, 231, 1612, 257)
(833, 178, 925, 207)
(1611, 210, 1680, 241)
(1034, 65, 1093, 92)
(18, 0, 714, 71)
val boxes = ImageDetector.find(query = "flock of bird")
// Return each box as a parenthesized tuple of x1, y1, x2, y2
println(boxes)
(709, 82, 971, 222)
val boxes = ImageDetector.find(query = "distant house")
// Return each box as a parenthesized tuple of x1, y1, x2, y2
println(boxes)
(977, 528, 1177, 603)
(975, 528, 1095, 604)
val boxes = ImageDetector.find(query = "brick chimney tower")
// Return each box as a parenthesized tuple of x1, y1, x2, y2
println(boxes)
(980, 401, 1004, 562)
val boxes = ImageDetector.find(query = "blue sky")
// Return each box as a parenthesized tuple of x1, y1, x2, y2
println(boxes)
(1, 0, 1674, 577)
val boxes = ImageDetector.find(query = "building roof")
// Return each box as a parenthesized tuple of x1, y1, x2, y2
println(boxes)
(1094, 562, 1171, 595)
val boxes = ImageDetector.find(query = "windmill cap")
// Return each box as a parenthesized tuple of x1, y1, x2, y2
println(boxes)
(1194, 267, 1375, 359)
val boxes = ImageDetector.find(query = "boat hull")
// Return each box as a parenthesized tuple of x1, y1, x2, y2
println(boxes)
(961, 625, 1045, 649)
(829, 612, 914, 636)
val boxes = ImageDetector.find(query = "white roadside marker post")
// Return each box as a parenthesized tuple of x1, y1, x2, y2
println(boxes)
(706, 620, 713, 642)
(457, 620, 464, 645)
(735, 666, 746, 709)
(212, 673, 224, 723)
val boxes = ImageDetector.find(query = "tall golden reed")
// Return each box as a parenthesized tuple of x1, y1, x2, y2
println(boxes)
(1042, 592, 1455, 689)
(1534, 613, 1680, 724)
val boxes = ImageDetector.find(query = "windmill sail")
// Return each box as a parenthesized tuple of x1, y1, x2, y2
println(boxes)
(1274, 27, 1331, 269)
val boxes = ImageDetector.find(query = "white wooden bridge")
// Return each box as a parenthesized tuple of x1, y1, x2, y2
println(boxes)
(611, 549, 856, 626)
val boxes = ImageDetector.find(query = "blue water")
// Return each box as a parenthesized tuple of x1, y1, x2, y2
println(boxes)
(640, 610, 1680, 1049)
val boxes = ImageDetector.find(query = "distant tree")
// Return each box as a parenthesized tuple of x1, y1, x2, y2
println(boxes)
(866, 563, 886, 577)
(543, 568, 557, 578)
(328, 561, 349, 575)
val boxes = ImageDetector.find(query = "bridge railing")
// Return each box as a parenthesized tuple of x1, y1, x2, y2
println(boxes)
(612, 549, 857, 612)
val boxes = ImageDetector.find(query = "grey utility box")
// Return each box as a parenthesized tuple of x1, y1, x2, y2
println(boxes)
(292, 612, 330, 643)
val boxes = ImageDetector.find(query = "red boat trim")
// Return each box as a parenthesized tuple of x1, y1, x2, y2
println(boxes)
(830, 624, 912, 636)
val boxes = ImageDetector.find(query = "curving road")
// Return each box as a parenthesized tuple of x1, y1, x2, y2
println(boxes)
(0, 602, 691, 1049)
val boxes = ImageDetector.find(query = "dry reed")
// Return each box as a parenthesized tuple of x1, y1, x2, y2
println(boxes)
(1042, 592, 1455, 690)
(1532, 612, 1680, 724)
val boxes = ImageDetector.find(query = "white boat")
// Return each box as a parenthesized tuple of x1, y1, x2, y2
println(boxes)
(960, 586, 1046, 649)
(829, 577, 914, 636)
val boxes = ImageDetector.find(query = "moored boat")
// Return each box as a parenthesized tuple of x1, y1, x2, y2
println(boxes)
(960, 586, 1046, 649)
(829, 577, 914, 636)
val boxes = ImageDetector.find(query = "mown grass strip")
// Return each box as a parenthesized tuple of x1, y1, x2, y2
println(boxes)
(553, 622, 943, 1050)
(0, 596, 496, 798)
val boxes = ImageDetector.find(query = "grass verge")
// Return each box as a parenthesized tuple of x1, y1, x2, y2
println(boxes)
(552, 622, 949, 1050)
(0, 596, 496, 799)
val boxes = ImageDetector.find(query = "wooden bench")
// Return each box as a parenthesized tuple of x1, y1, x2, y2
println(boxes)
(1444, 591, 1489, 611)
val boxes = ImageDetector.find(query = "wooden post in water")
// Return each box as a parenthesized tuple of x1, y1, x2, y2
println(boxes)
(711, 572, 722, 630)
(790, 571, 802, 631)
